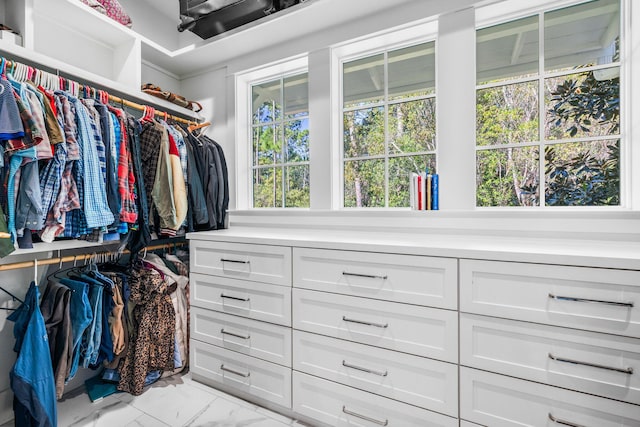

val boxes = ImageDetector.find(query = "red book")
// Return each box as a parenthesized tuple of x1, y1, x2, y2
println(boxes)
(417, 174, 423, 211)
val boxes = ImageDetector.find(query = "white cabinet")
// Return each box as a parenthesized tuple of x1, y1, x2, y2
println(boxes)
(190, 340, 292, 408)
(293, 330, 458, 416)
(191, 273, 291, 326)
(191, 307, 292, 367)
(191, 241, 292, 286)
(460, 367, 640, 427)
(460, 313, 640, 404)
(293, 288, 458, 362)
(293, 247, 457, 309)
(460, 259, 640, 337)
(189, 232, 640, 427)
(460, 259, 640, 425)
(293, 372, 458, 427)
(189, 241, 293, 409)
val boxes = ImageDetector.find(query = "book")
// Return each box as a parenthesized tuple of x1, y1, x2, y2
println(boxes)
(431, 173, 439, 210)
(417, 174, 423, 210)
(409, 173, 417, 209)
(426, 174, 432, 210)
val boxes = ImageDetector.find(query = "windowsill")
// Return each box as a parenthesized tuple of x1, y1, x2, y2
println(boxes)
(223, 208, 640, 243)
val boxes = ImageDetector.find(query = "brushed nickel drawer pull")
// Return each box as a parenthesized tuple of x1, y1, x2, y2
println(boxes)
(548, 413, 586, 427)
(220, 258, 250, 264)
(548, 293, 634, 308)
(342, 406, 388, 426)
(342, 360, 388, 377)
(220, 364, 250, 377)
(220, 294, 250, 302)
(548, 353, 634, 374)
(342, 316, 388, 329)
(342, 271, 388, 280)
(221, 329, 251, 340)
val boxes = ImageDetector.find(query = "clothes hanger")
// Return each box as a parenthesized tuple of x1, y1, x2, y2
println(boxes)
(0, 285, 24, 310)
(188, 121, 211, 133)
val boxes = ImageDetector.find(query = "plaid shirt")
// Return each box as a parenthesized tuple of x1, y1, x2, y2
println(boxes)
(69, 96, 114, 230)
(109, 107, 137, 225)
(139, 120, 163, 219)
(5, 91, 42, 153)
(24, 86, 52, 160)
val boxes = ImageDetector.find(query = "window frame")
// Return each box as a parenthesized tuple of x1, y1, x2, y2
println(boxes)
(235, 56, 308, 210)
(335, 21, 438, 209)
(475, 0, 631, 210)
(250, 72, 310, 208)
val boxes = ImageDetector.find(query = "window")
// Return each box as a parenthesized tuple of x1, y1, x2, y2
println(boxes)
(341, 41, 436, 208)
(476, 0, 621, 207)
(251, 73, 309, 208)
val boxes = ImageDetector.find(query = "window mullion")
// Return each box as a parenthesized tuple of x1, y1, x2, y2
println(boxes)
(538, 11, 546, 208)
(384, 51, 390, 208)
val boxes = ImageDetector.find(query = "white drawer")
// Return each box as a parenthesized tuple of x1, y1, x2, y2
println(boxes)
(190, 240, 291, 286)
(293, 330, 458, 416)
(460, 422, 484, 427)
(292, 288, 458, 362)
(293, 372, 458, 427)
(460, 259, 640, 337)
(190, 273, 291, 326)
(460, 313, 640, 404)
(190, 340, 292, 408)
(191, 307, 292, 367)
(293, 247, 457, 309)
(460, 367, 640, 427)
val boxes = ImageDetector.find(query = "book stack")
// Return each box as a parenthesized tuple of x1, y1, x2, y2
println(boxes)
(410, 171, 439, 210)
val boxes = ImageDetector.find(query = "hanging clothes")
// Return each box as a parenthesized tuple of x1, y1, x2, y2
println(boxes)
(39, 280, 72, 400)
(117, 264, 175, 396)
(8, 281, 58, 427)
(144, 253, 188, 376)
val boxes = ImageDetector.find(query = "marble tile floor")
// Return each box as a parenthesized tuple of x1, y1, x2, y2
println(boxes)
(1, 374, 307, 427)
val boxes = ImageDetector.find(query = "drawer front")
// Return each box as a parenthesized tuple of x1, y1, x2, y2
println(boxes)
(293, 330, 458, 416)
(191, 273, 291, 326)
(191, 307, 292, 367)
(293, 247, 457, 309)
(460, 259, 640, 337)
(292, 289, 458, 362)
(460, 313, 640, 404)
(293, 372, 458, 427)
(460, 367, 640, 427)
(190, 340, 292, 408)
(190, 240, 291, 286)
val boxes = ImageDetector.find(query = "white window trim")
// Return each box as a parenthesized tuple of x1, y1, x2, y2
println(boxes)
(232, 0, 638, 213)
(475, 0, 634, 210)
(235, 55, 308, 210)
(332, 20, 439, 209)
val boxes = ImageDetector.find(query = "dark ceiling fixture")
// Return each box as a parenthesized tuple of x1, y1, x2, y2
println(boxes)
(178, 0, 305, 39)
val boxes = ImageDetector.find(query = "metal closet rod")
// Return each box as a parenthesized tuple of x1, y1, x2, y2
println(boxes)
(3, 57, 199, 126)
(0, 241, 188, 272)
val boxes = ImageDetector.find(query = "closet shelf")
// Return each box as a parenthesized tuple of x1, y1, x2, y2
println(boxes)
(34, 0, 137, 47)
(0, 40, 203, 120)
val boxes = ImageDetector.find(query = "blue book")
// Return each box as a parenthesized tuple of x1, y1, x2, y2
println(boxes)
(431, 174, 439, 210)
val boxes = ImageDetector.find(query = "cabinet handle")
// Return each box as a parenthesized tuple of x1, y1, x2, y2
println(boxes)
(342, 406, 388, 426)
(220, 294, 251, 302)
(548, 413, 586, 427)
(220, 364, 250, 377)
(548, 353, 633, 374)
(548, 293, 634, 308)
(220, 258, 250, 264)
(342, 360, 388, 377)
(342, 316, 388, 329)
(221, 329, 251, 340)
(342, 271, 388, 280)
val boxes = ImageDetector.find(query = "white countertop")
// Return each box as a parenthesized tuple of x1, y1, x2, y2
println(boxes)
(188, 227, 640, 270)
